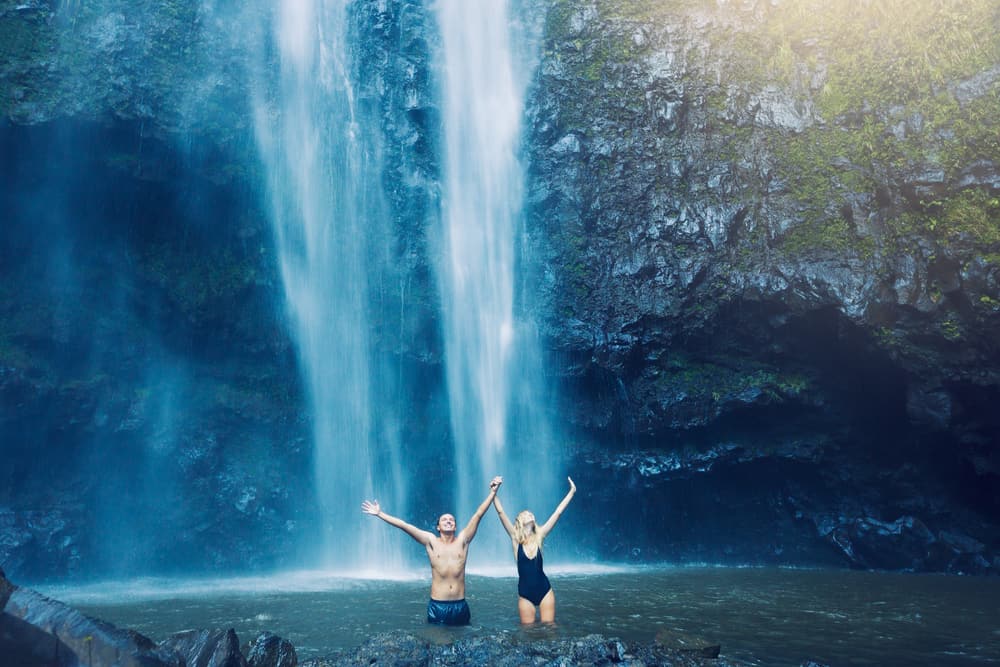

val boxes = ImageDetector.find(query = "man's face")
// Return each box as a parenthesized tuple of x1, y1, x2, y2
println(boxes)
(437, 514, 456, 533)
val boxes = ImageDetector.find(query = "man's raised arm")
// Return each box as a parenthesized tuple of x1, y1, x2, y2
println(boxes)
(362, 500, 433, 545)
(460, 476, 502, 545)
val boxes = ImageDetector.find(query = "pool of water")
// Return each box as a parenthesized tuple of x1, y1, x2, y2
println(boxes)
(38, 566, 1000, 666)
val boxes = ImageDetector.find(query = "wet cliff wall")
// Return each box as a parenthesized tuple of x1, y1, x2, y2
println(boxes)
(2, 0, 998, 578)
(519, 0, 1000, 570)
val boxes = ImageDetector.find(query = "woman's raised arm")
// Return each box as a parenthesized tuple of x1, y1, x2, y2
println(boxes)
(538, 476, 576, 537)
(492, 493, 516, 540)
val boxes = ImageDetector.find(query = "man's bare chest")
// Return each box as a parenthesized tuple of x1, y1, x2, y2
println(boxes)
(429, 541, 467, 565)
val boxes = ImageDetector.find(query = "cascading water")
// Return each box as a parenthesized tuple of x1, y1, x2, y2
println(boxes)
(434, 0, 560, 549)
(250, 0, 559, 570)
(251, 1, 403, 570)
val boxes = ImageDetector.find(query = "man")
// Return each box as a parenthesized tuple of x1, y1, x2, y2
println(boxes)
(361, 475, 502, 625)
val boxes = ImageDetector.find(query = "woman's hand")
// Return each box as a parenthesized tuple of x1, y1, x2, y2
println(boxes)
(490, 476, 503, 492)
(361, 500, 381, 515)
(567, 476, 576, 493)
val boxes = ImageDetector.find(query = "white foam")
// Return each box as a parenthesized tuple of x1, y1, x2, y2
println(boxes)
(35, 561, 666, 604)
(37, 567, 429, 604)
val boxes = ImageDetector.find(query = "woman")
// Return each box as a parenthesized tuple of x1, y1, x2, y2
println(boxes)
(492, 476, 576, 623)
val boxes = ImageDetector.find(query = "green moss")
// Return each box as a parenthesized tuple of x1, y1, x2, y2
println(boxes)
(893, 189, 1000, 248)
(780, 217, 871, 256)
(596, 0, 712, 21)
(940, 317, 962, 341)
(139, 243, 259, 317)
(0, 331, 30, 369)
(938, 190, 1000, 246)
(0, 13, 49, 62)
(0, 10, 57, 113)
(698, 0, 1000, 259)
(658, 355, 810, 404)
(874, 326, 901, 350)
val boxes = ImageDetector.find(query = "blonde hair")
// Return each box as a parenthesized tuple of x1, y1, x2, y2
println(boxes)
(513, 510, 543, 551)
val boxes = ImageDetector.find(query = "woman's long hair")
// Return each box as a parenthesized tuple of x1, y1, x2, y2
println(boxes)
(513, 510, 543, 552)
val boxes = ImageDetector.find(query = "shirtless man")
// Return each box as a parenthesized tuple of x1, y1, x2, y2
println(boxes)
(361, 475, 502, 625)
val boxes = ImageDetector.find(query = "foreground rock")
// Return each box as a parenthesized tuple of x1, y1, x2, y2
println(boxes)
(246, 631, 298, 667)
(300, 631, 751, 667)
(1, 569, 300, 667)
(0, 568, 182, 666)
(160, 628, 247, 667)
(2, 568, 751, 666)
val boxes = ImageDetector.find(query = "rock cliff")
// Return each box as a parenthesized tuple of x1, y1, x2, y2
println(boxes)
(1, 0, 998, 576)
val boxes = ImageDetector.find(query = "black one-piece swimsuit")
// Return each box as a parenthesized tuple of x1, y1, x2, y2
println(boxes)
(517, 543, 552, 605)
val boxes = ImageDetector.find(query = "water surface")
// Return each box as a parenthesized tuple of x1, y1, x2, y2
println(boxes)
(41, 566, 1000, 666)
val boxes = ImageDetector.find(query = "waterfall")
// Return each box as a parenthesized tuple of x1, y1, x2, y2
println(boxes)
(434, 0, 559, 547)
(251, 0, 402, 570)
(248, 0, 557, 569)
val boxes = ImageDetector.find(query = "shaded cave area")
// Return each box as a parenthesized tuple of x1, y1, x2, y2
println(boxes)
(559, 301, 1000, 573)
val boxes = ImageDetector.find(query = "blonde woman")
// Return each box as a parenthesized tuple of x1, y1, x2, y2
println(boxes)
(492, 477, 576, 623)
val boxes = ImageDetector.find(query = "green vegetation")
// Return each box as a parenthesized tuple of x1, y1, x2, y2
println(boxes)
(747, 0, 1000, 256)
(895, 189, 1000, 261)
(940, 317, 962, 341)
(0, 10, 56, 114)
(2, 0, 225, 130)
(543, 0, 1000, 267)
(591, 0, 713, 21)
(0, 12, 50, 63)
(780, 216, 871, 256)
(139, 243, 259, 317)
(659, 353, 811, 404)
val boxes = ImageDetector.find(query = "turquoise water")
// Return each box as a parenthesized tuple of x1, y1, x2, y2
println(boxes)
(40, 566, 1000, 666)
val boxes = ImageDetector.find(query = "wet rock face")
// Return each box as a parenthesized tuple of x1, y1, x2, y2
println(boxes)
(1, 0, 999, 577)
(349, 0, 443, 364)
(524, 0, 999, 432)
(0, 567, 13, 608)
(521, 0, 1000, 569)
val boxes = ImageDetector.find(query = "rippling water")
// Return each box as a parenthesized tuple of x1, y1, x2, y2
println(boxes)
(39, 566, 1000, 666)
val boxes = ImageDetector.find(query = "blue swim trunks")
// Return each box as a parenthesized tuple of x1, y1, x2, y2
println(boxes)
(426, 598, 471, 625)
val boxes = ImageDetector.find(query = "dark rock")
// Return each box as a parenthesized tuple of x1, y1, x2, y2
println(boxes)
(817, 515, 941, 570)
(301, 630, 752, 667)
(159, 628, 248, 667)
(655, 628, 722, 658)
(905, 384, 953, 430)
(938, 529, 986, 555)
(0, 566, 12, 609)
(311, 631, 430, 667)
(2, 583, 181, 667)
(247, 631, 297, 667)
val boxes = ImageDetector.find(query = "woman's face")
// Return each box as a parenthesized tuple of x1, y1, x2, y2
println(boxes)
(521, 512, 536, 530)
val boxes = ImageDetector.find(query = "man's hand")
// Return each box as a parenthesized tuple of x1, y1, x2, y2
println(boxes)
(489, 476, 503, 492)
(361, 500, 381, 516)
